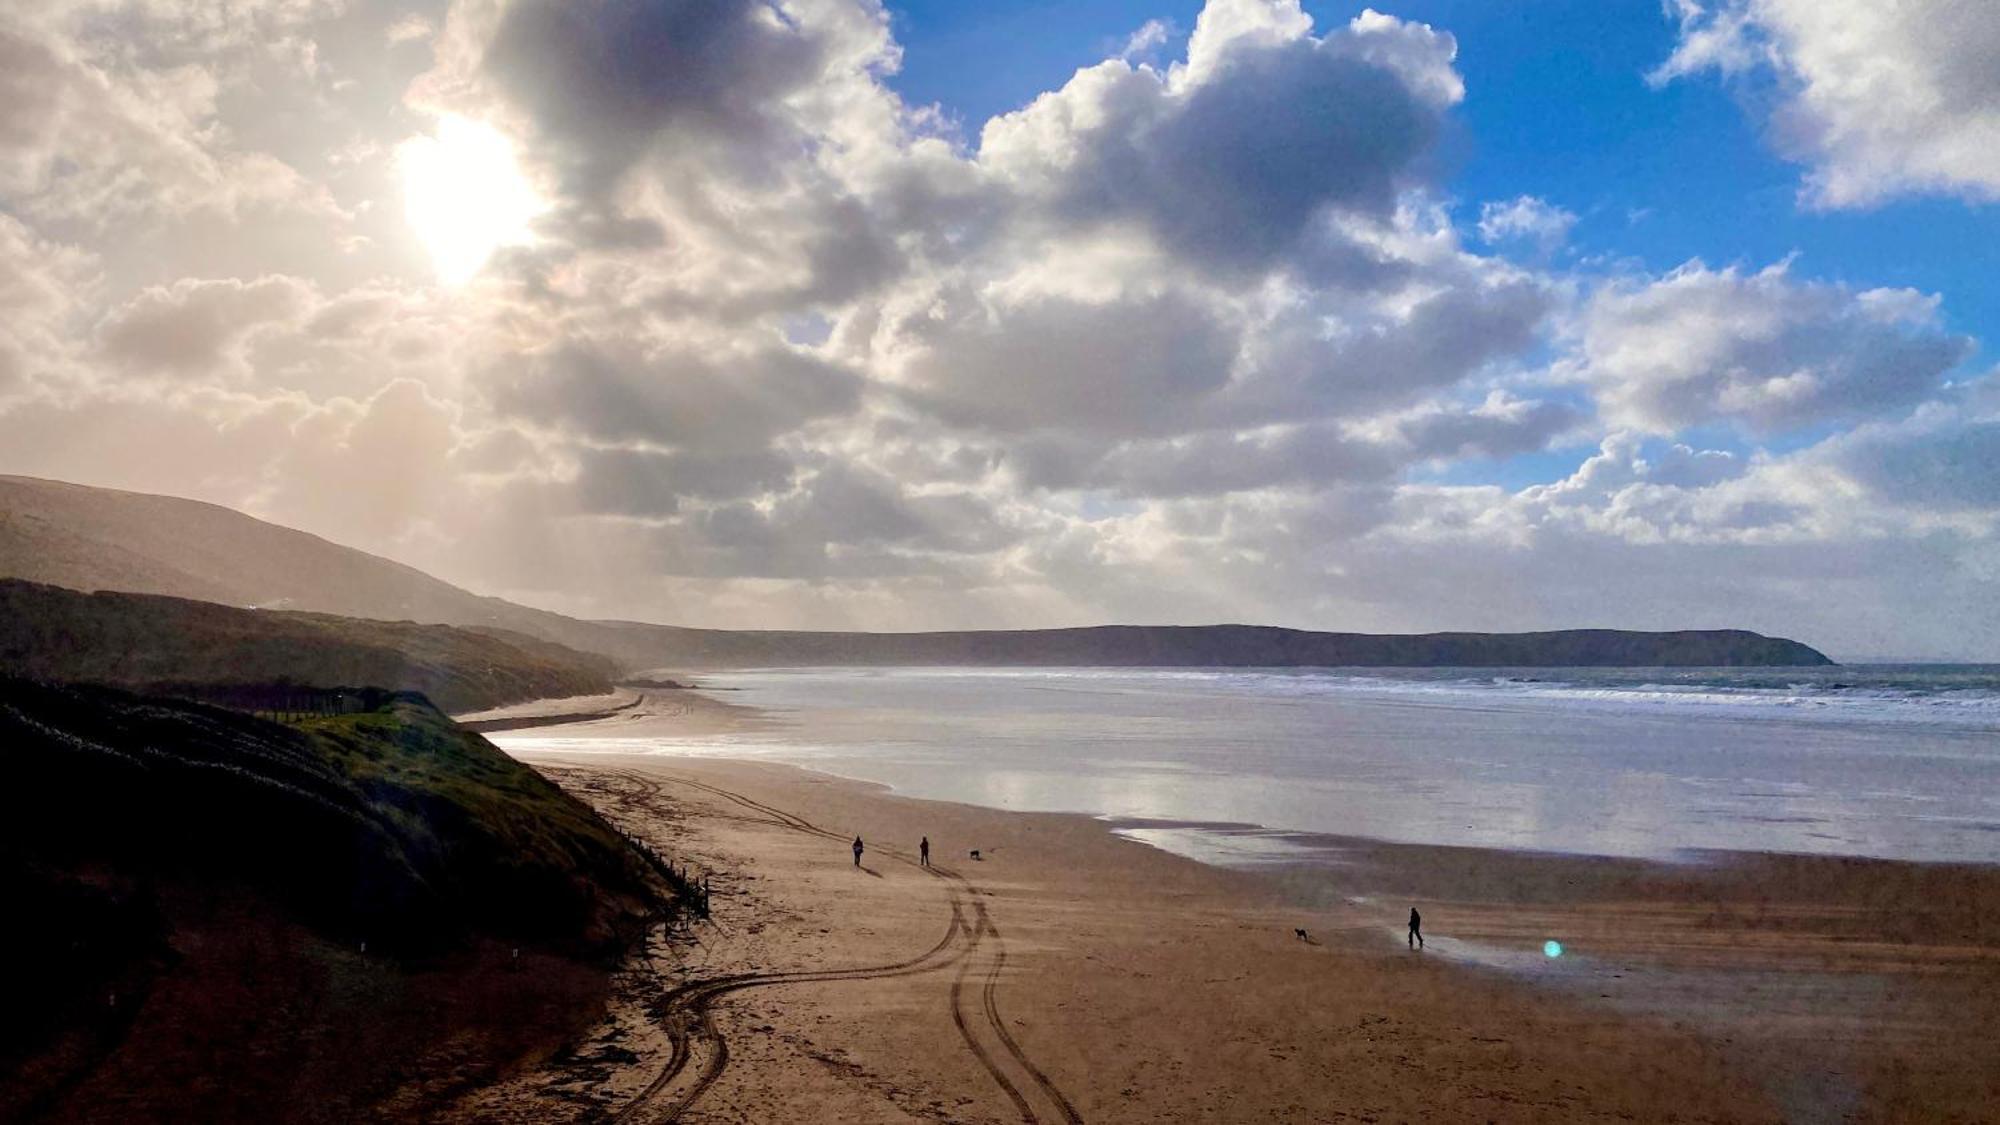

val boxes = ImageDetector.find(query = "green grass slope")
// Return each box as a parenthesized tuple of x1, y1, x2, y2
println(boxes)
(0, 679, 677, 1121)
(0, 579, 618, 713)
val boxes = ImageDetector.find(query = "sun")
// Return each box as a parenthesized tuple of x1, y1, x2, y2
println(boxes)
(398, 115, 544, 284)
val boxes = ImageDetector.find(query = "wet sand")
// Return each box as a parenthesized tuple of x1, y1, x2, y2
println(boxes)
(1253, 834, 2000, 1119)
(454, 689, 640, 723)
(456, 682, 768, 738)
(450, 693, 2000, 1122)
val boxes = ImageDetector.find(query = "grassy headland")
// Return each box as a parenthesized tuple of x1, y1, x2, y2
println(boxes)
(0, 578, 617, 713)
(0, 678, 679, 1121)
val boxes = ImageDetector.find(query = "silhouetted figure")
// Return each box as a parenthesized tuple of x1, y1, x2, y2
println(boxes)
(920, 836, 931, 867)
(853, 835, 864, 867)
(1408, 907, 1424, 950)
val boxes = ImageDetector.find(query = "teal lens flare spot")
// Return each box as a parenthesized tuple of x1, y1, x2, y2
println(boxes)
(1543, 940, 1563, 958)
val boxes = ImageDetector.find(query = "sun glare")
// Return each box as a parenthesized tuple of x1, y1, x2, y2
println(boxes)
(398, 116, 544, 284)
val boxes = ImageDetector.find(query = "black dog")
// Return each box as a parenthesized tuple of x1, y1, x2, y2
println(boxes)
(1294, 928, 1311, 942)
(969, 849, 982, 860)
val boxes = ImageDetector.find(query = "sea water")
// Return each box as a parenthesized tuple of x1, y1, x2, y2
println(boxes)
(493, 665, 2000, 866)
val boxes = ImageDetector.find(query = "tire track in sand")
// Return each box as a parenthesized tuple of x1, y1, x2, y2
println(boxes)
(597, 769, 1081, 1124)
(611, 890, 972, 1122)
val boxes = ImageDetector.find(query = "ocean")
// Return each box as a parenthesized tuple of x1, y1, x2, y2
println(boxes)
(492, 665, 2000, 867)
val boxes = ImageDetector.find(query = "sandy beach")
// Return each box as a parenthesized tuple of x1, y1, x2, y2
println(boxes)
(437, 690, 2000, 1122)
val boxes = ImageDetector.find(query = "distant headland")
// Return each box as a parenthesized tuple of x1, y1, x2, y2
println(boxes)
(620, 623, 1833, 669)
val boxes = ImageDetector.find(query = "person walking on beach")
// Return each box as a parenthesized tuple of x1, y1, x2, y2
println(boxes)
(920, 836, 931, 867)
(1408, 907, 1424, 950)
(853, 836, 865, 867)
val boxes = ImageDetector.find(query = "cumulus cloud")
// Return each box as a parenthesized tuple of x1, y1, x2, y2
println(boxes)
(1654, 0, 2000, 207)
(641, 461, 1016, 582)
(0, 214, 92, 395)
(1011, 424, 1404, 498)
(1476, 195, 1576, 256)
(385, 15, 435, 46)
(96, 275, 316, 378)
(486, 340, 863, 452)
(1840, 417, 2000, 513)
(477, 0, 866, 193)
(1385, 391, 1586, 463)
(886, 287, 1240, 438)
(0, 0, 1992, 656)
(571, 446, 796, 516)
(981, 4, 1461, 271)
(1119, 19, 1174, 62)
(1811, 381, 2000, 514)
(0, 9, 340, 228)
(265, 378, 463, 546)
(1278, 269, 1552, 408)
(1567, 259, 1973, 434)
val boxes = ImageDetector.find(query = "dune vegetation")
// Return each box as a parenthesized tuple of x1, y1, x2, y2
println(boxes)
(0, 678, 682, 1121)
(0, 579, 618, 713)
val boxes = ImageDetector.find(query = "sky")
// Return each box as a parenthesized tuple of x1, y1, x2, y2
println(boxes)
(0, 0, 1996, 659)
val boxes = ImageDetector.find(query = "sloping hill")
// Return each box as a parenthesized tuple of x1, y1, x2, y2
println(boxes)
(0, 580, 618, 712)
(0, 475, 1835, 668)
(0, 474, 575, 631)
(0, 475, 701, 668)
(0, 679, 677, 1120)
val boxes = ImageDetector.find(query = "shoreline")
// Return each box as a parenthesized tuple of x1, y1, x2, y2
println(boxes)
(483, 686, 2000, 872)
(475, 687, 2000, 930)
(489, 668, 2000, 868)
(451, 688, 641, 728)
(462, 750, 1998, 1121)
(464, 687, 2000, 1119)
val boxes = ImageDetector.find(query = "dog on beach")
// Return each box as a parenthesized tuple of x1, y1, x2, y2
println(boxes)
(969, 849, 982, 860)
(1294, 928, 1311, 942)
